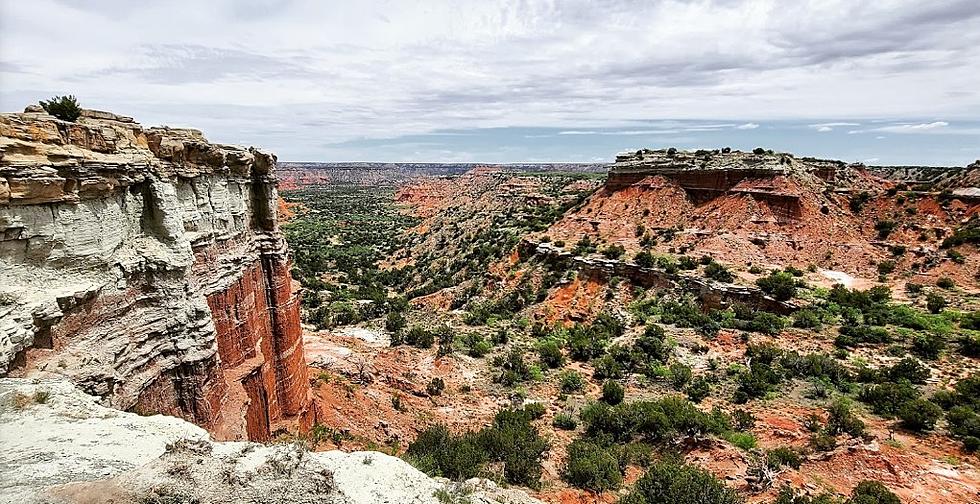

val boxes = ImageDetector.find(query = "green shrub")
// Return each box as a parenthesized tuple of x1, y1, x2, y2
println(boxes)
(835, 325, 890, 348)
(435, 325, 455, 357)
(732, 408, 756, 430)
(404, 326, 436, 348)
(876, 260, 895, 276)
(405, 425, 486, 480)
(849, 480, 900, 504)
(523, 402, 546, 419)
(911, 332, 946, 360)
(580, 396, 730, 444)
(385, 311, 407, 334)
(559, 370, 586, 393)
(426, 377, 445, 396)
(620, 459, 741, 504)
(756, 271, 798, 301)
(686, 376, 711, 403)
(492, 348, 533, 386)
(635, 324, 672, 363)
(874, 220, 897, 239)
(481, 408, 550, 487)
(553, 412, 578, 430)
(793, 309, 823, 330)
(669, 363, 693, 389)
(562, 440, 623, 491)
(634, 250, 655, 268)
(826, 398, 865, 438)
(39, 95, 82, 122)
(566, 314, 623, 361)
(723, 431, 757, 451)
(810, 432, 837, 452)
(958, 333, 980, 357)
(537, 340, 565, 368)
(704, 262, 735, 283)
(766, 446, 802, 469)
(601, 380, 625, 405)
(897, 399, 942, 432)
(749, 311, 786, 335)
(602, 244, 626, 259)
(936, 277, 955, 290)
(885, 357, 929, 384)
(406, 407, 551, 486)
(962, 311, 980, 331)
(859, 381, 920, 417)
(947, 406, 980, 441)
(925, 292, 947, 314)
(462, 333, 492, 357)
(733, 363, 782, 403)
(679, 255, 698, 270)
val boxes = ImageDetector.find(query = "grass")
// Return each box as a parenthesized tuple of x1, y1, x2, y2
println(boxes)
(722, 431, 758, 451)
(12, 390, 51, 409)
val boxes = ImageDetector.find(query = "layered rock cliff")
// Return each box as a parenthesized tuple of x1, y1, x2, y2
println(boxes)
(0, 106, 312, 441)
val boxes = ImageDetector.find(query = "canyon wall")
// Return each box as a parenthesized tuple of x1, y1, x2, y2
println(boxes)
(0, 106, 312, 441)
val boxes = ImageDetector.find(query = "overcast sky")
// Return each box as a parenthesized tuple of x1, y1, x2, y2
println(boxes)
(1, 0, 979, 165)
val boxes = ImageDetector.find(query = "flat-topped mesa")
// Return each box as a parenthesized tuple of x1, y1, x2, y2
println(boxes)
(609, 148, 844, 191)
(607, 148, 853, 221)
(0, 106, 313, 441)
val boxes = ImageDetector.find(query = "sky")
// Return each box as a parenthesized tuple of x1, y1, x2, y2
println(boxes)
(1, 0, 979, 165)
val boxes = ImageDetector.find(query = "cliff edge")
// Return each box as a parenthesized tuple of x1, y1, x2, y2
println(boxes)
(0, 106, 312, 441)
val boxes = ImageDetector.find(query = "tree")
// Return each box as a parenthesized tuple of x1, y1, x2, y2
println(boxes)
(898, 399, 942, 432)
(39, 95, 82, 122)
(848, 480, 900, 504)
(562, 440, 623, 491)
(601, 380, 625, 405)
(620, 459, 742, 504)
(756, 271, 797, 301)
(925, 292, 947, 314)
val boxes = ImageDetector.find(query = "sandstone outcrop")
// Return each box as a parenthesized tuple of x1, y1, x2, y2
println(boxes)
(0, 107, 311, 441)
(0, 378, 542, 504)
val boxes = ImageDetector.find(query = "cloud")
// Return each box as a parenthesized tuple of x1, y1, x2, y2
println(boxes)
(1, 0, 978, 162)
(874, 121, 949, 133)
(849, 121, 956, 134)
(736, 123, 759, 130)
(817, 126, 833, 132)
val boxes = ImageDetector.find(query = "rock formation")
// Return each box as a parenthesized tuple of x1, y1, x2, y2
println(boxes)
(0, 378, 541, 504)
(0, 107, 312, 441)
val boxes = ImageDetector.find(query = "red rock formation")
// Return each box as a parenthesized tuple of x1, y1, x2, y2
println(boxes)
(0, 106, 312, 441)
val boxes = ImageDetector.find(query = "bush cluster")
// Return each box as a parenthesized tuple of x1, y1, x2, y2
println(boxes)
(405, 406, 548, 487)
(620, 459, 741, 504)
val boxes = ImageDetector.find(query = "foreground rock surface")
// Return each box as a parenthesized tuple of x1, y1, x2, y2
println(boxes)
(0, 107, 311, 441)
(0, 378, 541, 504)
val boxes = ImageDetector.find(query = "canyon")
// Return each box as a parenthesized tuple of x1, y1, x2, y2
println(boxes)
(3, 106, 980, 504)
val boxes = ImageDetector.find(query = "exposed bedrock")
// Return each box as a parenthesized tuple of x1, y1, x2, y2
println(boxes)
(0, 106, 313, 440)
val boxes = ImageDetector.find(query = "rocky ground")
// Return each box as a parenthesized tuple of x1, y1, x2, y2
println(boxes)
(0, 378, 540, 504)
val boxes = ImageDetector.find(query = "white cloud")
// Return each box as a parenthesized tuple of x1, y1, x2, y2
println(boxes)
(850, 121, 956, 134)
(810, 122, 860, 132)
(875, 121, 949, 133)
(1, 0, 978, 160)
(736, 123, 760, 130)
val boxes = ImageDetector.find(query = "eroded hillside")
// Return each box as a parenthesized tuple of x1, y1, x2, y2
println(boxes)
(282, 150, 980, 504)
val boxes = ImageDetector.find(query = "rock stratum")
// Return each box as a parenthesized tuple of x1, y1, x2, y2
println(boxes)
(0, 107, 312, 442)
(0, 378, 540, 504)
